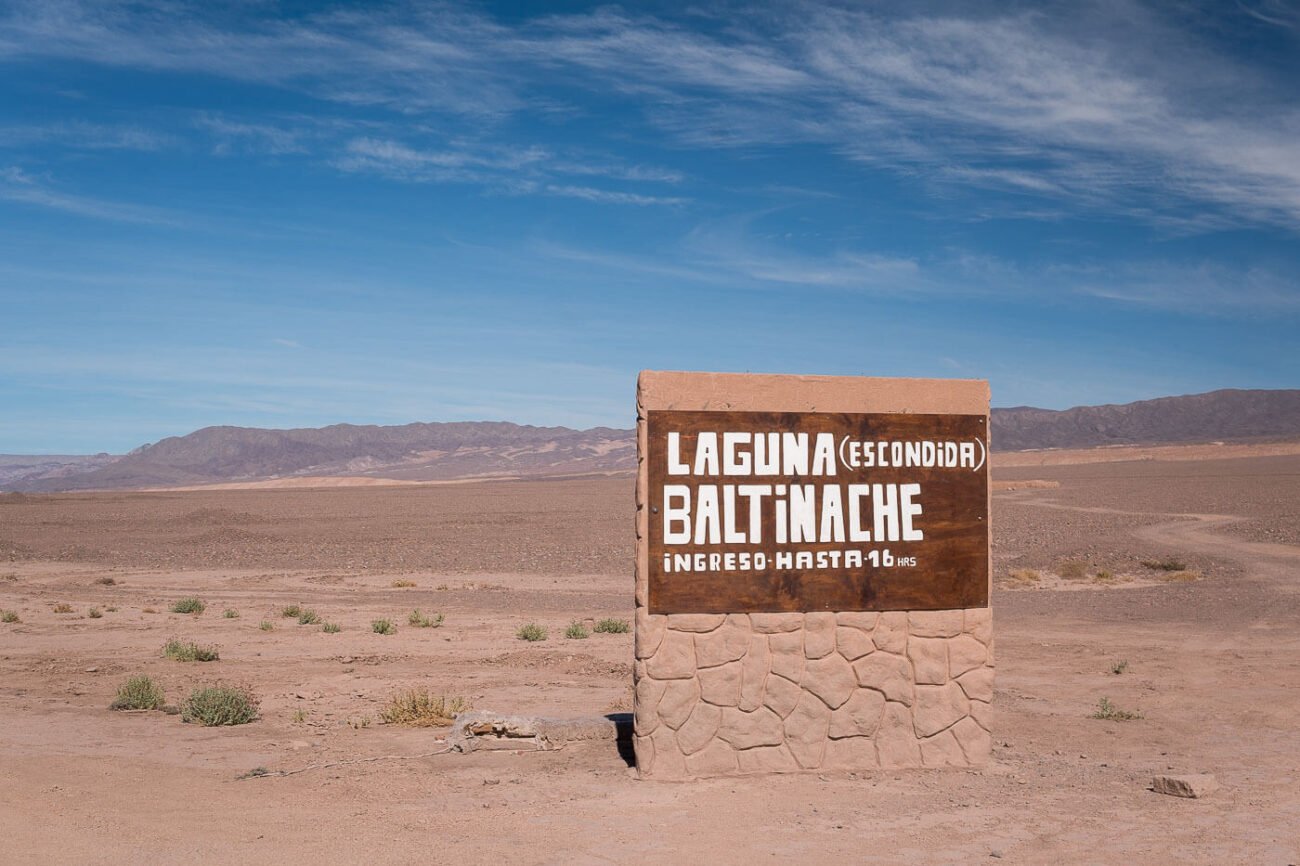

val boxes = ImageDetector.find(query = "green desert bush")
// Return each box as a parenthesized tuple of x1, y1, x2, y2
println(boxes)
(408, 609, 443, 628)
(162, 638, 220, 662)
(110, 675, 165, 711)
(181, 685, 258, 726)
(372, 619, 396, 635)
(170, 598, 205, 614)
(2, 610, 21, 623)
(380, 690, 469, 727)
(1090, 697, 1143, 721)
(296, 609, 321, 625)
(516, 623, 547, 642)
(322, 622, 341, 633)
(280, 603, 303, 618)
(593, 618, 630, 634)
(1142, 557, 1188, 572)
(259, 620, 274, 631)
(223, 608, 239, 619)
(565, 621, 590, 640)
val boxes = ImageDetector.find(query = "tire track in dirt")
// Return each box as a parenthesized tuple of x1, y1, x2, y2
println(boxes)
(1004, 491, 1300, 595)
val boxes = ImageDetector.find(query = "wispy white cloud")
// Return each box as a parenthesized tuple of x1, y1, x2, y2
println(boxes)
(1237, 1, 1300, 30)
(2, 2, 1298, 227)
(655, 7, 1300, 227)
(333, 136, 550, 184)
(506, 7, 811, 95)
(543, 184, 686, 207)
(680, 215, 921, 290)
(550, 160, 685, 185)
(0, 121, 175, 151)
(332, 136, 686, 204)
(0, 166, 177, 224)
(0, 2, 517, 116)
(194, 115, 307, 156)
(1063, 260, 1300, 315)
(533, 212, 1300, 317)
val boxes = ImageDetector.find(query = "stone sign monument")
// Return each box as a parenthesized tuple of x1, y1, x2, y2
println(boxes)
(634, 371, 993, 779)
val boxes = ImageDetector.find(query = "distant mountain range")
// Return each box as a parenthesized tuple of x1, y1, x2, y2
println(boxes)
(3, 388, 1297, 492)
(1, 422, 635, 492)
(988, 388, 1300, 452)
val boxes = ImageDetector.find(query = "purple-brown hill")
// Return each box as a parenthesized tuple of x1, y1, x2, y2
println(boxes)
(989, 388, 1300, 451)
(3, 388, 1298, 491)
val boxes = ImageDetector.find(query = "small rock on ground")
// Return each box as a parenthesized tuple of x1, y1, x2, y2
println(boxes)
(1152, 773, 1218, 799)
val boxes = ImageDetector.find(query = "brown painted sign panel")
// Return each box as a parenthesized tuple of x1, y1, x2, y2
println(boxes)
(646, 410, 989, 613)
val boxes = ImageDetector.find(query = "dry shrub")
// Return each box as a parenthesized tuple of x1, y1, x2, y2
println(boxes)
(1142, 557, 1188, 572)
(170, 598, 205, 614)
(1091, 697, 1142, 721)
(391, 580, 417, 588)
(408, 609, 443, 628)
(517, 623, 547, 642)
(1161, 569, 1202, 583)
(163, 638, 220, 662)
(1005, 568, 1040, 585)
(380, 690, 469, 727)
(1058, 559, 1089, 580)
(594, 618, 630, 634)
(111, 675, 165, 711)
(52, 603, 74, 613)
(181, 684, 258, 726)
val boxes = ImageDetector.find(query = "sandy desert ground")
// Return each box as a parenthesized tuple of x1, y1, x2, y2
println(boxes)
(1, 453, 1298, 865)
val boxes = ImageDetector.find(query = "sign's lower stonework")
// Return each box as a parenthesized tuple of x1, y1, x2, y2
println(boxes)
(634, 371, 993, 779)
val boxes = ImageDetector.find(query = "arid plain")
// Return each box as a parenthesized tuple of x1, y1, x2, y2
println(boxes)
(2, 450, 1298, 864)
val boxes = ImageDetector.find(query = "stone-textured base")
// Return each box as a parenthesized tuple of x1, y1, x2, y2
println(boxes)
(634, 607, 993, 779)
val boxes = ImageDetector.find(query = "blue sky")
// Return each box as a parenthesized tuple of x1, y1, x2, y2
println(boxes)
(2, 0, 1299, 453)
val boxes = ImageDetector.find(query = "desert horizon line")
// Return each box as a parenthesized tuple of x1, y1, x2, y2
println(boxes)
(4, 384, 1297, 458)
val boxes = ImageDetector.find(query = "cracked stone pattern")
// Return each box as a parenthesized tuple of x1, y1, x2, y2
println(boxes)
(634, 604, 994, 778)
